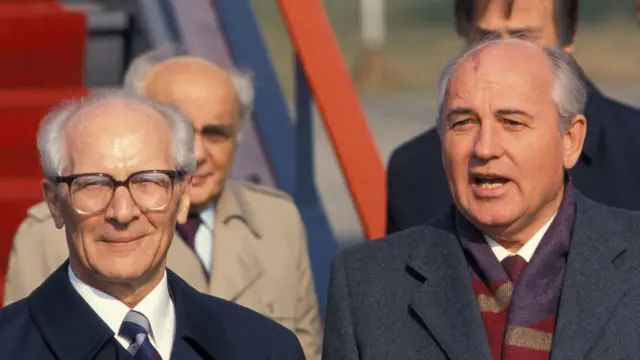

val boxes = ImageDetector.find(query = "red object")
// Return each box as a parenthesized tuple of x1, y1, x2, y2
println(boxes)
(0, 88, 88, 177)
(0, 3, 87, 88)
(0, 1, 89, 303)
(0, 88, 87, 305)
(0, 177, 43, 304)
(277, 0, 387, 239)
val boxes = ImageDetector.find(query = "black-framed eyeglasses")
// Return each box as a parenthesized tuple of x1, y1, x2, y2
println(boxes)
(55, 170, 187, 215)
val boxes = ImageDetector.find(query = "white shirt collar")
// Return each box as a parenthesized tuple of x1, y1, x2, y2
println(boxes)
(68, 265, 175, 357)
(198, 203, 215, 231)
(484, 213, 557, 262)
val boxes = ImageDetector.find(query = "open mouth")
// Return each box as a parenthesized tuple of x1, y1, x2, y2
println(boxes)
(472, 174, 510, 189)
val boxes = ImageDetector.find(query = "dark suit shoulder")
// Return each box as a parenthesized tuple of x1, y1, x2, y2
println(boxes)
(386, 128, 451, 232)
(200, 293, 304, 358)
(602, 99, 640, 136)
(353, 208, 452, 254)
(0, 299, 48, 358)
(340, 210, 453, 279)
(343, 224, 425, 261)
(578, 193, 640, 236)
(388, 128, 440, 171)
(0, 298, 29, 332)
(600, 93, 640, 117)
(199, 291, 297, 339)
(588, 89, 640, 136)
(169, 273, 304, 359)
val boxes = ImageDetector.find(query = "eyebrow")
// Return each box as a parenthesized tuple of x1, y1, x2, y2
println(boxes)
(495, 108, 532, 118)
(474, 26, 541, 37)
(199, 123, 236, 136)
(506, 27, 540, 34)
(445, 107, 476, 120)
(445, 108, 532, 122)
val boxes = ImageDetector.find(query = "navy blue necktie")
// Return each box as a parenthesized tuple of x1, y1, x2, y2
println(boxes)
(118, 310, 163, 360)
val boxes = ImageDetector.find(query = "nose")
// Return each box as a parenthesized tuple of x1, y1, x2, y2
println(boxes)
(472, 120, 504, 161)
(104, 186, 141, 225)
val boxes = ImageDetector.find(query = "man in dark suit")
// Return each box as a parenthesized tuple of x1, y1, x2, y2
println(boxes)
(324, 38, 640, 359)
(0, 91, 304, 360)
(387, 0, 640, 233)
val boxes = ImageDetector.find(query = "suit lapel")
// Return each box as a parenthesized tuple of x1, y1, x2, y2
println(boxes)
(27, 261, 115, 360)
(209, 181, 264, 301)
(170, 339, 208, 360)
(93, 342, 131, 360)
(169, 271, 239, 359)
(407, 211, 493, 360)
(551, 194, 634, 359)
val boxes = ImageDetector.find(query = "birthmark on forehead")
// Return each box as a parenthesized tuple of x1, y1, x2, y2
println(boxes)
(468, 50, 484, 73)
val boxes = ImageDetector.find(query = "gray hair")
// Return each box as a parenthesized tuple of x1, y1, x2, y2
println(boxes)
(436, 37, 587, 133)
(37, 90, 197, 180)
(123, 43, 254, 125)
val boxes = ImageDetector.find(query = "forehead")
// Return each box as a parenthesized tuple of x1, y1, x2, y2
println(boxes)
(143, 59, 239, 126)
(476, 0, 554, 28)
(66, 100, 174, 171)
(447, 44, 554, 108)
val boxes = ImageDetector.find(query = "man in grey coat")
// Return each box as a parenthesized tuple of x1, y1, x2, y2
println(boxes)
(323, 37, 640, 360)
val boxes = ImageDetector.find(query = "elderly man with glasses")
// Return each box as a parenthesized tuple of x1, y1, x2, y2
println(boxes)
(0, 91, 304, 359)
(4, 46, 322, 360)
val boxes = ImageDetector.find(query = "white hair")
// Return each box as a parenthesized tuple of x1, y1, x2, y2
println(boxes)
(123, 43, 255, 125)
(436, 37, 587, 133)
(37, 90, 197, 180)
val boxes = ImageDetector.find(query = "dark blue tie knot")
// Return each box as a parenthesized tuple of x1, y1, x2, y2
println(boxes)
(118, 310, 162, 360)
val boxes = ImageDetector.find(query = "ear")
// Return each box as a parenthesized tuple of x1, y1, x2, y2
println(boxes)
(563, 43, 574, 53)
(562, 114, 587, 169)
(562, 32, 576, 54)
(235, 119, 244, 143)
(42, 179, 65, 229)
(176, 177, 192, 224)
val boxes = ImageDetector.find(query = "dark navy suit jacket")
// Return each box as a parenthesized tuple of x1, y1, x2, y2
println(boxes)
(387, 80, 640, 233)
(0, 262, 305, 360)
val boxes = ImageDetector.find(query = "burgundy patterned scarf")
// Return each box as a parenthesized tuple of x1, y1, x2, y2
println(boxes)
(456, 178, 575, 360)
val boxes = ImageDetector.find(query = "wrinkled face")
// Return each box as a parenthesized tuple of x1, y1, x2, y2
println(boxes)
(440, 43, 585, 241)
(144, 59, 240, 212)
(469, 0, 570, 51)
(44, 100, 190, 288)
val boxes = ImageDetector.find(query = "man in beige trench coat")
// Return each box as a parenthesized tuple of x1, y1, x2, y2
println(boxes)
(4, 45, 322, 360)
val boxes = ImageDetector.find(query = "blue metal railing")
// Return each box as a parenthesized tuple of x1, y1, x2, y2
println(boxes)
(146, 0, 338, 315)
(214, 0, 337, 315)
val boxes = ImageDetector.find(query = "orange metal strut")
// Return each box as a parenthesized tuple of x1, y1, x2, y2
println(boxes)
(277, 0, 387, 240)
